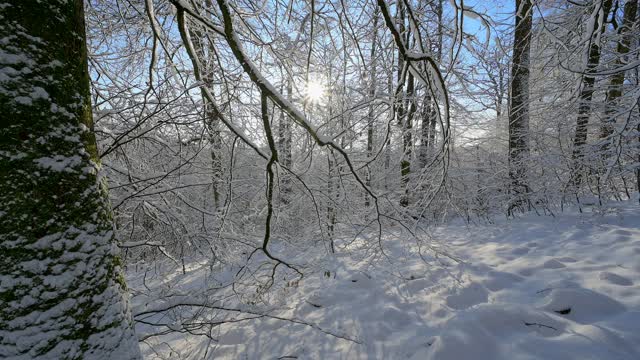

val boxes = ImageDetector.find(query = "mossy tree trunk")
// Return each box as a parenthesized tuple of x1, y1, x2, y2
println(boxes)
(0, 1, 141, 358)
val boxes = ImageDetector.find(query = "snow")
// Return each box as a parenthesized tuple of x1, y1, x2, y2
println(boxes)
(34, 154, 82, 172)
(129, 201, 640, 359)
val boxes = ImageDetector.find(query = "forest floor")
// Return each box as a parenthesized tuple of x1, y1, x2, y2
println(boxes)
(131, 201, 640, 359)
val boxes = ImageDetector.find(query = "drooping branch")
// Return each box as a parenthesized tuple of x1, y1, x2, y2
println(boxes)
(174, 6, 269, 161)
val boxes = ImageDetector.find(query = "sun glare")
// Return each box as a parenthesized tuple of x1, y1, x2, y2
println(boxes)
(305, 80, 325, 103)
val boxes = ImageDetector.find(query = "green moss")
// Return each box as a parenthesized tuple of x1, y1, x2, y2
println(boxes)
(401, 160, 411, 178)
(0, 0, 137, 357)
(111, 255, 128, 290)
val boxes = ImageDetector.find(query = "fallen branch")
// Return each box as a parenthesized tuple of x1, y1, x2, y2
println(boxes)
(524, 321, 558, 331)
(135, 302, 362, 344)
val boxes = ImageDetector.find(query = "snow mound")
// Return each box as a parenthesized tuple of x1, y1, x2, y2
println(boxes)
(540, 287, 626, 324)
(599, 271, 633, 286)
(419, 302, 637, 360)
(416, 304, 565, 360)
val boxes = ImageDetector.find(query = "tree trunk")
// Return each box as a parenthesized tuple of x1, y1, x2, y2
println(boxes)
(599, 0, 638, 154)
(637, 119, 640, 203)
(395, 0, 412, 207)
(365, 10, 379, 208)
(418, 0, 443, 169)
(0, 1, 141, 359)
(400, 73, 416, 207)
(569, 0, 613, 190)
(278, 80, 293, 203)
(190, 25, 223, 209)
(508, 0, 533, 213)
(327, 150, 336, 247)
(418, 95, 434, 168)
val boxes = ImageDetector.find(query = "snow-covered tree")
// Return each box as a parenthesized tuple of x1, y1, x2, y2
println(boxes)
(0, 1, 141, 358)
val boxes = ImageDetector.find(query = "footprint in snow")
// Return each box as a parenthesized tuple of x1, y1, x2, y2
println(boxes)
(446, 283, 488, 310)
(615, 236, 633, 243)
(402, 278, 433, 295)
(483, 271, 525, 291)
(541, 287, 625, 324)
(599, 271, 633, 286)
(543, 259, 566, 269)
(518, 268, 535, 277)
(382, 306, 413, 329)
(510, 247, 530, 256)
(612, 229, 633, 237)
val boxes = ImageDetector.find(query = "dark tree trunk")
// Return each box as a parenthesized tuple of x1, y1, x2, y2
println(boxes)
(400, 73, 416, 207)
(418, 0, 443, 169)
(0, 1, 141, 358)
(508, 0, 533, 213)
(395, 0, 412, 207)
(365, 10, 379, 207)
(278, 81, 293, 203)
(569, 0, 614, 190)
(599, 0, 638, 153)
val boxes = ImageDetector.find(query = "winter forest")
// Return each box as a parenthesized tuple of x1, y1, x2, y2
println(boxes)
(2, 0, 640, 358)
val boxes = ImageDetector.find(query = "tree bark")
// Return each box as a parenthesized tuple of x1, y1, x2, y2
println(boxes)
(190, 24, 223, 209)
(0, 1, 141, 359)
(400, 73, 416, 207)
(395, 0, 412, 207)
(365, 10, 379, 208)
(418, 0, 443, 169)
(599, 0, 638, 153)
(278, 80, 293, 203)
(508, 0, 533, 213)
(569, 0, 613, 190)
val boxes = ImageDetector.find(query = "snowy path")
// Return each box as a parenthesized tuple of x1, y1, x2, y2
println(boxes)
(132, 202, 640, 359)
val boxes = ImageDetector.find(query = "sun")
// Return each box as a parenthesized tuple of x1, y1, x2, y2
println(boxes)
(305, 80, 325, 103)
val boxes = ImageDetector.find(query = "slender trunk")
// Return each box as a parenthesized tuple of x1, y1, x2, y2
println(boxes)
(428, 106, 437, 151)
(569, 0, 614, 190)
(327, 150, 336, 245)
(508, 0, 533, 213)
(190, 26, 223, 209)
(401, 73, 416, 207)
(637, 81, 640, 202)
(418, 95, 434, 167)
(395, 0, 412, 207)
(384, 64, 393, 190)
(327, 63, 338, 251)
(419, 0, 443, 169)
(278, 80, 293, 203)
(365, 10, 379, 207)
(437, 0, 443, 60)
(599, 0, 638, 153)
(0, 1, 141, 358)
(637, 119, 640, 202)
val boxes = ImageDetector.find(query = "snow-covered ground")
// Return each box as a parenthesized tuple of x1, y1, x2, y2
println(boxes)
(130, 201, 640, 359)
